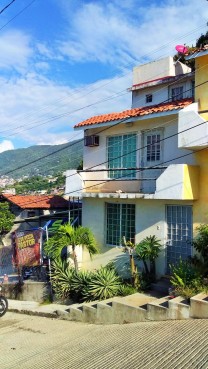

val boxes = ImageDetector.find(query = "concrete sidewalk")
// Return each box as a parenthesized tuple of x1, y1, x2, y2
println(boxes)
(7, 299, 70, 319)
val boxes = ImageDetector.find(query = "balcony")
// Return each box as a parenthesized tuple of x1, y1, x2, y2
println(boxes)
(65, 164, 199, 200)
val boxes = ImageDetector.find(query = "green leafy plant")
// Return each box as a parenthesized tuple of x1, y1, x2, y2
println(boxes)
(135, 235, 161, 278)
(0, 202, 15, 242)
(44, 224, 98, 271)
(70, 269, 92, 302)
(118, 284, 138, 297)
(170, 258, 206, 299)
(50, 258, 75, 300)
(170, 258, 200, 287)
(193, 224, 208, 276)
(83, 267, 122, 301)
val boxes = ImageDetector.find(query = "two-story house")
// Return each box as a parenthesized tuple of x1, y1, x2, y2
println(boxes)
(65, 52, 208, 276)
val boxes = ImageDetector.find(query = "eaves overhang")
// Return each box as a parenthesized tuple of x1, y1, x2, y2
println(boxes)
(186, 49, 208, 60)
(74, 109, 180, 131)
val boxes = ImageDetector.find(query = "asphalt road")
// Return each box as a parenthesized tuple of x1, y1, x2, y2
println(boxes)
(0, 312, 208, 369)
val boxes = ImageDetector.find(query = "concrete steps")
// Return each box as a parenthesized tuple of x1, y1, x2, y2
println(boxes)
(58, 292, 208, 324)
(190, 293, 208, 319)
(147, 296, 169, 321)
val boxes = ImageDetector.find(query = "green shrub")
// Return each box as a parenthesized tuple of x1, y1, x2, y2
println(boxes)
(170, 258, 200, 288)
(50, 259, 75, 300)
(193, 224, 208, 276)
(170, 258, 206, 299)
(70, 269, 92, 302)
(174, 286, 200, 300)
(118, 284, 138, 296)
(83, 267, 122, 302)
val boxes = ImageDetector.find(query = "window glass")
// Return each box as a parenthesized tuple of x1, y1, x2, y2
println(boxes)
(107, 134, 136, 179)
(146, 133, 161, 162)
(171, 86, 183, 101)
(106, 203, 135, 246)
(146, 94, 152, 103)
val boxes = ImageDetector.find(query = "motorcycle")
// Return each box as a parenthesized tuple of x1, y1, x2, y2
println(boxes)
(0, 283, 8, 317)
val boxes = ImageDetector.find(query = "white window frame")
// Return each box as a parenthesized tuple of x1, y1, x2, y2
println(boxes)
(142, 129, 163, 166)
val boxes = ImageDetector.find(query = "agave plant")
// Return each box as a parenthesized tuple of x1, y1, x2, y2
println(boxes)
(50, 258, 75, 300)
(83, 267, 122, 302)
(70, 269, 92, 302)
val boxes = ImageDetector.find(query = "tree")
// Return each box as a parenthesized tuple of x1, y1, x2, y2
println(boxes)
(44, 224, 98, 271)
(193, 224, 208, 276)
(196, 31, 208, 48)
(135, 235, 161, 278)
(0, 202, 15, 242)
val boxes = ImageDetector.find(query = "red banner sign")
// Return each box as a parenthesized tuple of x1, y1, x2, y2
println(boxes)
(14, 230, 42, 267)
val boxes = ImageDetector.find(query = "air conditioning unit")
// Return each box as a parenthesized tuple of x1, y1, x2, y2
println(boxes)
(84, 135, 99, 147)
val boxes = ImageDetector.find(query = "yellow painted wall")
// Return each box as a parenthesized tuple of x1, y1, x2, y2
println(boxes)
(193, 150, 208, 228)
(195, 53, 208, 121)
(183, 165, 199, 199)
(192, 54, 208, 233)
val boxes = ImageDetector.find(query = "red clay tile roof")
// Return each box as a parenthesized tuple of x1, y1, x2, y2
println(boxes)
(74, 98, 193, 128)
(2, 194, 68, 209)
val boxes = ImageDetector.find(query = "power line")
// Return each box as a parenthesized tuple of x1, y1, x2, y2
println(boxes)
(0, 75, 203, 183)
(0, 0, 15, 15)
(64, 119, 208, 196)
(0, 24, 205, 138)
(1, 111, 207, 211)
(65, 80, 206, 180)
(0, 0, 36, 31)
(0, 51, 206, 201)
(2, 110, 208, 209)
(0, 65, 196, 178)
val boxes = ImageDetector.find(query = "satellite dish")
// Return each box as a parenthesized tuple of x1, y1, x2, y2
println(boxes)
(175, 45, 188, 54)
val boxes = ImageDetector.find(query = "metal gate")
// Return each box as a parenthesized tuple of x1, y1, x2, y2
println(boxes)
(166, 205, 192, 271)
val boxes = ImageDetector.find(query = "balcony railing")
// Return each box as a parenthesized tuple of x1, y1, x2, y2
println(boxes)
(78, 167, 167, 194)
(65, 164, 199, 200)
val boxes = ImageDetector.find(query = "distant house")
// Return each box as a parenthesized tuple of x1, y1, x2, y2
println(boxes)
(0, 194, 73, 246)
(65, 52, 208, 276)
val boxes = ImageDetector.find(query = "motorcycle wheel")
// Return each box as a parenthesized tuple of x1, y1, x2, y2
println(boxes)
(0, 296, 8, 317)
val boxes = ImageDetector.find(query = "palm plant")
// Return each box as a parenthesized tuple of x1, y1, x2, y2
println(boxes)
(135, 235, 161, 278)
(44, 224, 98, 271)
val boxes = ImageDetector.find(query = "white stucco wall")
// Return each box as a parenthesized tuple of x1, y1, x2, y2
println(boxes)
(154, 165, 184, 199)
(132, 56, 191, 86)
(133, 57, 175, 85)
(132, 85, 169, 108)
(81, 197, 193, 276)
(65, 169, 83, 197)
(132, 79, 193, 109)
(178, 103, 208, 149)
(82, 116, 196, 185)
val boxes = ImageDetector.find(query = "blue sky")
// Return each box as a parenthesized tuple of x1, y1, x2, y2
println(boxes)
(0, 0, 207, 151)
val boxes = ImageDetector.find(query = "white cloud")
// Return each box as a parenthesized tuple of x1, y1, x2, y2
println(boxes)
(0, 140, 14, 153)
(0, 71, 131, 146)
(0, 30, 33, 73)
(0, 0, 207, 150)
(58, 0, 208, 67)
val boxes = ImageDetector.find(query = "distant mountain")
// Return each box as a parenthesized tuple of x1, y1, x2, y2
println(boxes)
(0, 140, 83, 178)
